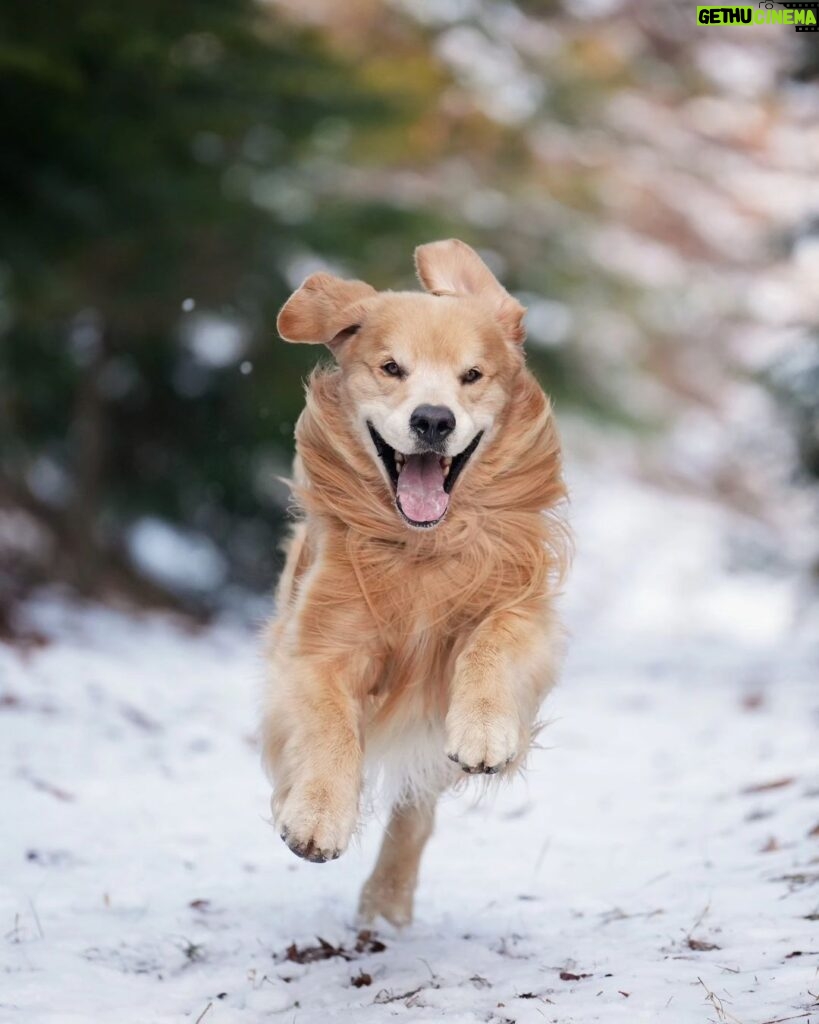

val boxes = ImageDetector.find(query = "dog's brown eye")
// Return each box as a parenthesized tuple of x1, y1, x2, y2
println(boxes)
(461, 367, 482, 384)
(382, 361, 403, 378)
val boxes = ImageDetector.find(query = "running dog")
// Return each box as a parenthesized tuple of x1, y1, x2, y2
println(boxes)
(262, 239, 569, 926)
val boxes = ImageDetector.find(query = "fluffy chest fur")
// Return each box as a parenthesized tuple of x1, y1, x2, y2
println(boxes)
(274, 365, 568, 705)
(296, 364, 565, 521)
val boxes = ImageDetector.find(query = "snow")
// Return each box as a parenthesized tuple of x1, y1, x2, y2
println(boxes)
(2, 471, 818, 1023)
(182, 314, 248, 368)
(127, 518, 228, 594)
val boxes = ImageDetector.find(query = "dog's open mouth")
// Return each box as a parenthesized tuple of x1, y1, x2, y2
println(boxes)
(367, 423, 483, 528)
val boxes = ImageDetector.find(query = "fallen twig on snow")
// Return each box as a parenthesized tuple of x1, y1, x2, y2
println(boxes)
(697, 977, 743, 1024)
(193, 1002, 212, 1024)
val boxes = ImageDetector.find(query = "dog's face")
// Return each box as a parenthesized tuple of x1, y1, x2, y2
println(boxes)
(277, 240, 527, 529)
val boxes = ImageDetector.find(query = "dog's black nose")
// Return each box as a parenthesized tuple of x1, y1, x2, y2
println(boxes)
(410, 404, 456, 446)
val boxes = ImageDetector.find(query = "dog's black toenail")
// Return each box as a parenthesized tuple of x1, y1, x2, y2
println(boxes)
(281, 831, 335, 864)
(447, 752, 460, 764)
(484, 764, 500, 774)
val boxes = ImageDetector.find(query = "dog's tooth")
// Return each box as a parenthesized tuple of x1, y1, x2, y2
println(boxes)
(442, 464, 450, 479)
(395, 452, 405, 472)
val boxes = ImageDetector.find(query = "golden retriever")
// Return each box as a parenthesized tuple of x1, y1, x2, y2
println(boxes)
(262, 239, 569, 926)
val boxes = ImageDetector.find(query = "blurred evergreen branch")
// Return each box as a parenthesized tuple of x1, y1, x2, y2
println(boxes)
(0, 0, 452, 609)
(0, 0, 815, 615)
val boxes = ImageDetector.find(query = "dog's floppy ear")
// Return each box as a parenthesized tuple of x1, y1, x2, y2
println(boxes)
(414, 239, 526, 345)
(277, 272, 377, 349)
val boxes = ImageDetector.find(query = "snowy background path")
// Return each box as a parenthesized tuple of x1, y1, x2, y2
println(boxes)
(2, 472, 817, 1024)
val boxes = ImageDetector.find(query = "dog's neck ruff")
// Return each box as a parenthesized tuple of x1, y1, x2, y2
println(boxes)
(291, 366, 568, 576)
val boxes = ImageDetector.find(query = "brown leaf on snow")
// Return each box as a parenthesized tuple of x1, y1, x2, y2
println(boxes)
(354, 930, 386, 955)
(808, 822, 819, 839)
(687, 937, 721, 951)
(284, 937, 353, 964)
(281, 932, 387, 965)
(560, 970, 592, 981)
(351, 970, 372, 987)
(760, 836, 781, 853)
(742, 777, 795, 794)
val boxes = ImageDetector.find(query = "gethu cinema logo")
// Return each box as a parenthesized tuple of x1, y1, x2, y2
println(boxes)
(697, 3, 818, 23)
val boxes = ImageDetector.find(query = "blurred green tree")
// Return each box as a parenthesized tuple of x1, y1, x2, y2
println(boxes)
(5, 0, 810, 620)
(0, 0, 451, 609)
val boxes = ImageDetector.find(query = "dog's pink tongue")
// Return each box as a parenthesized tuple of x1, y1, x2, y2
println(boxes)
(397, 453, 449, 523)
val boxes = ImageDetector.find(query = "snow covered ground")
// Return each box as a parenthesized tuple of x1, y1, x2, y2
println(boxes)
(1, 470, 818, 1024)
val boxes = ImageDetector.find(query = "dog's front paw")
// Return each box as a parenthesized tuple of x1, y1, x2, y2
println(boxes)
(276, 785, 358, 864)
(445, 704, 520, 774)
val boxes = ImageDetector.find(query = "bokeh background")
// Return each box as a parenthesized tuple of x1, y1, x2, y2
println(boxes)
(2, 6, 819, 1018)
(1, 0, 817, 625)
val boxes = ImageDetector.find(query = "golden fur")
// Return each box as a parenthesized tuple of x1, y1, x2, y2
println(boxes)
(261, 239, 570, 926)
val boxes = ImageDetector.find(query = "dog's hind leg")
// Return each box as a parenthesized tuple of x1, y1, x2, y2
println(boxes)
(357, 796, 437, 928)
